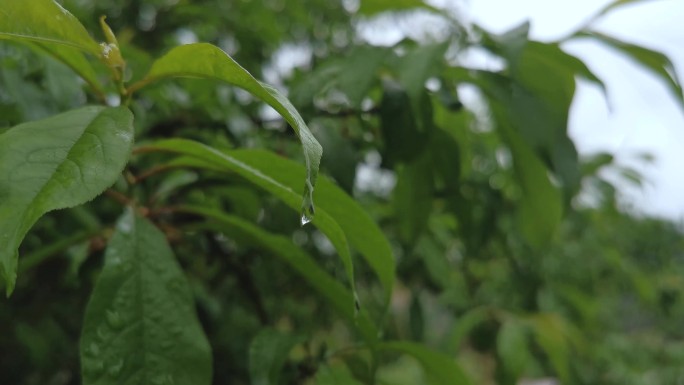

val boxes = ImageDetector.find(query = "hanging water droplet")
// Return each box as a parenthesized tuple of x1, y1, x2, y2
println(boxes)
(300, 213, 312, 226)
(299, 181, 315, 226)
(107, 357, 124, 378)
(106, 310, 124, 330)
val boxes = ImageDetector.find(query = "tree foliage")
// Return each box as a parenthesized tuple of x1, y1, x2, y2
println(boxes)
(1, 0, 683, 384)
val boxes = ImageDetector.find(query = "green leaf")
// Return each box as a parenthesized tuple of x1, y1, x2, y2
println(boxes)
(140, 139, 395, 305)
(80, 209, 212, 385)
(0, 0, 100, 54)
(30, 42, 105, 98)
(130, 43, 322, 217)
(379, 341, 472, 385)
(526, 313, 572, 382)
(358, 0, 440, 16)
(138, 140, 357, 310)
(497, 320, 531, 383)
(393, 154, 433, 245)
(499, 120, 563, 248)
(179, 207, 379, 343)
(336, 45, 391, 107)
(0, 106, 134, 295)
(590, 0, 657, 20)
(249, 329, 305, 385)
(578, 30, 684, 107)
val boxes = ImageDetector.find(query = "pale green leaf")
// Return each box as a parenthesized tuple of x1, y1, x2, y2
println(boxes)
(180, 207, 379, 343)
(249, 329, 305, 385)
(140, 139, 396, 305)
(131, 43, 322, 217)
(80, 209, 212, 385)
(0, 0, 100, 54)
(379, 341, 472, 385)
(578, 30, 684, 107)
(0, 106, 134, 294)
(497, 320, 531, 382)
(358, 0, 440, 16)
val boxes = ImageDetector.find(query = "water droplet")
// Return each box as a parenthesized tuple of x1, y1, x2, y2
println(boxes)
(117, 220, 132, 234)
(107, 358, 124, 378)
(106, 310, 125, 330)
(300, 213, 312, 226)
(299, 181, 315, 226)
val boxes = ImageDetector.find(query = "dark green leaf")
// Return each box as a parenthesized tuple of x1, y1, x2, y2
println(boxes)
(0, 0, 100, 54)
(131, 43, 322, 217)
(0, 106, 134, 294)
(80, 209, 212, 385)
(179, 206, 379, 343)
(249, 329, 305, 385)
(393, 154, 433, 245)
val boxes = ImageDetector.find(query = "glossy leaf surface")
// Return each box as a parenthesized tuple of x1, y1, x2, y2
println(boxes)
(80, 210, 212, 385)
(132, 43, 322, 215)
(0, 106, 133, 294)
(0, 0, 100, 54)
(141, 139, 395, 304)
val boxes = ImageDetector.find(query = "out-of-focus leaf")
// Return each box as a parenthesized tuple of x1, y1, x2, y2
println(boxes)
(500, 119, 563, 248)
(337, 45, 391, 107)
(140, 139, 396, 305)
(357, 0, 440, 16)
(131, 43, 322, 218)
(380, 81, 433, 163)
(30, 42, 104, 97)
(315, 120, 358, 192)
(497, 319, 531, 384)
(379, 341, 472, 385)
(179, 207, 379, 343)
(316, 363, 365, 385)
(393, 154, 433, 245)
(526, 313, 573, 382)
(429, 128, 461, 192)
(0, 106, 133, 295)
(409, 292, 424, 341)
(81, 210, 212, 385)
(591, 0, 658, 20)
(0, 0, 100, 54)
(477, 21, 530, 64)
(249, 329, 305, 385)
(393, 42, 449, 101)
(577, 30, 684, 107)
(448, 307, 490, 350)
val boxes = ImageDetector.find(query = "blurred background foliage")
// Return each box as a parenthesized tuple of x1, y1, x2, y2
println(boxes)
(1, 0, 683, 384)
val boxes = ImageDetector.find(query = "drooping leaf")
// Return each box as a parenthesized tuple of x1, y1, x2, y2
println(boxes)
(80, 209, 212, 385)
(179, 207, 379, 343)
(249, 329, 305, 385)
(379, 341, 472, 385)
(129, 43, 322, 216)
(0, 106, 134, 294)
(137, 140, 358, 310)
(577, 30, 684, 107)
(0, 0, 100, 54)
(139, 139, 396, 305)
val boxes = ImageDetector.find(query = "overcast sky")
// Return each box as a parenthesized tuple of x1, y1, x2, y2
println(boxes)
(469, 0, 684, 220)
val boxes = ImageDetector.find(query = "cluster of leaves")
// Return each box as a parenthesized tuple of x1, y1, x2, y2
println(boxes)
(1, 0, 683, 384)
